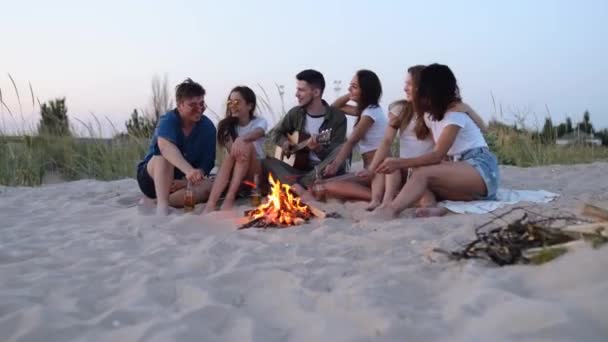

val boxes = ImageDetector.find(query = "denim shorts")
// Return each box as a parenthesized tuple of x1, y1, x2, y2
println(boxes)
(453, 147, 500, 200)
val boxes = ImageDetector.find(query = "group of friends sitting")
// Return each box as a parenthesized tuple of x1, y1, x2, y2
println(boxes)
(136, 63, 500, 219)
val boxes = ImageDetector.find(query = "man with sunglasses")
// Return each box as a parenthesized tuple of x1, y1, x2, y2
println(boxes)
(136, 78, 216, 215)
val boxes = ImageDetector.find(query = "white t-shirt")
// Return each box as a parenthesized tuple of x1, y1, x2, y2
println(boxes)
(357, 105, 388, 154)
(389, 102, 434, 158)
(424, 111, 487, 156)
(236, 117, 268, 159)
(305, 114, 325, 162)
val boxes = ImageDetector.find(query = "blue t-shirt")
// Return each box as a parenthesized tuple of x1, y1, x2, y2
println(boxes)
(138, 109, 216, 179)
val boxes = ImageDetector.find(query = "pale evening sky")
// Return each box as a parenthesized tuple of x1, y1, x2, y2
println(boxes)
(1, 0, 607, 135)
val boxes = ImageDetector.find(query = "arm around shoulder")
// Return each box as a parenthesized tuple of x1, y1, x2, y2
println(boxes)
(451, 102, 487, 132)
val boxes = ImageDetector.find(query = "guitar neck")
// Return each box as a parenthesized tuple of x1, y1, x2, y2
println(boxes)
(286, 130, 330, 154)
(292, 137, 312, 152)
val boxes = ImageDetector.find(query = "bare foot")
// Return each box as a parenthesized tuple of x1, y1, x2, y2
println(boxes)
(300, 191, 316, 203)
(311, 184, 326, 201)
(156, 205, 170, 216)
(289, 184, 316, 203)
(370, 206, 398, 220)
(220, 197, 235, 211)
(415, 207, 448, 218)
(365, 200, 381, 211)
(140, 196, 156, 208)
(202, 204, 216, 215)
(290, 184, 305, 195)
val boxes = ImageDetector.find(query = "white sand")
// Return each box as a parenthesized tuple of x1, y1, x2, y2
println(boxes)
(1, 163, 608, 341)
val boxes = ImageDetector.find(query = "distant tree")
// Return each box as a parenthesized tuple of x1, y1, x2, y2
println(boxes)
(556, 123, 567, 138)
(125, 109, 156, 138)
(541, 117, 556, 143)
(565, 117, 573, 134)
(149, 74, 173, 121)
(596, 129, 608, 146)
(123, 74, 173, 138)
(577, 110, 594, 134)
(38, 98, 71, 136)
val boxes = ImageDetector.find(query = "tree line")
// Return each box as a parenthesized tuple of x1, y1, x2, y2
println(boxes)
(541, 111, 608, 146)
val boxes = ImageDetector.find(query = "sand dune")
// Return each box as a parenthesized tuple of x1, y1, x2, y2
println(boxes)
(1, 163, 608, 341)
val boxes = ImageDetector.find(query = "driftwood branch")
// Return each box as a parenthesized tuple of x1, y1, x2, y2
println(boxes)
(437, 204, 607, 266)
(561, 222, 608, 238)
(581, 203, 608, 222)
(307, 203, 326, 219)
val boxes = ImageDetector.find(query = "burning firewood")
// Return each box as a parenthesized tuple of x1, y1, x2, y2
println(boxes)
(239, 174, 320, 229)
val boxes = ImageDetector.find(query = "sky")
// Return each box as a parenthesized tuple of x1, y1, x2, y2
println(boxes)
(1, 0, 607, 136)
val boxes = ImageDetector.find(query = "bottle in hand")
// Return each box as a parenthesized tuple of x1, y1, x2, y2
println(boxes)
(184, 181, 195, 212)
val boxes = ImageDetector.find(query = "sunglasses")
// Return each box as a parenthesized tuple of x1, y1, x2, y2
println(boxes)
(226, 99, 242, 106)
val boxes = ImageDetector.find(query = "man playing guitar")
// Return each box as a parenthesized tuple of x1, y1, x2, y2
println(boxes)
(263, 69, 347, 192)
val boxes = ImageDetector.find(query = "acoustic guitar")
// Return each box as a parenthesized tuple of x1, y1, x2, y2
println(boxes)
(274, 128, 332, 169)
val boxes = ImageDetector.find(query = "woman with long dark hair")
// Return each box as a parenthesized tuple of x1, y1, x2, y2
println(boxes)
(203, 86, 268, 213)
(314, 69, 388, 201)
(373, 64, 499, 218)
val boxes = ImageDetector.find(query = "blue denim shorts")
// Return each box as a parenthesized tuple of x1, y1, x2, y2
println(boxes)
(453, 147, 500, 200)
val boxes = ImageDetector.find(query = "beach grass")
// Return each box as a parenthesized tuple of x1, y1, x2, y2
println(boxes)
(485, 122, 608, 167)
(2, 124, 607, 187)
(0, 134, 148, 186)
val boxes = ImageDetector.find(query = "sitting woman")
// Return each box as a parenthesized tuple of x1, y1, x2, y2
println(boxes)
(313, 69, 387, 202)
(363, 65, 487, 211)
(372, 63, 499, 218)
(204, 86, 268, 213)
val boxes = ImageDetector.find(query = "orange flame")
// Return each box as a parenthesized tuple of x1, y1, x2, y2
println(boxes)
(247, 174, 312, 226)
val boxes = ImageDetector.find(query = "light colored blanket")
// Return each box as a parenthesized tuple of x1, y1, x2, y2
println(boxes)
(440, 189, 559, 214)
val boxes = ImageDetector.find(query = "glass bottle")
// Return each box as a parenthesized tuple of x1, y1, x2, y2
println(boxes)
(251, 173, 261, 207)
(184, 181, 195, 212)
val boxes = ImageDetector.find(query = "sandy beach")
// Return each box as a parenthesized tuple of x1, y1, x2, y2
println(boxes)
(1, 163, 607, 341)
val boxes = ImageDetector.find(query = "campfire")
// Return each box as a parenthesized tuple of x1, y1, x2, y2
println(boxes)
(239, 174, 325, 229)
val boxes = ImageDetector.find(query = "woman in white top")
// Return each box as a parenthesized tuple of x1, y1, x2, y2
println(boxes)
(371, 64, 500, 218)
(314, 69, 388, 201)
(204, 86, 268, 213)
(362, 65, 487, 211)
